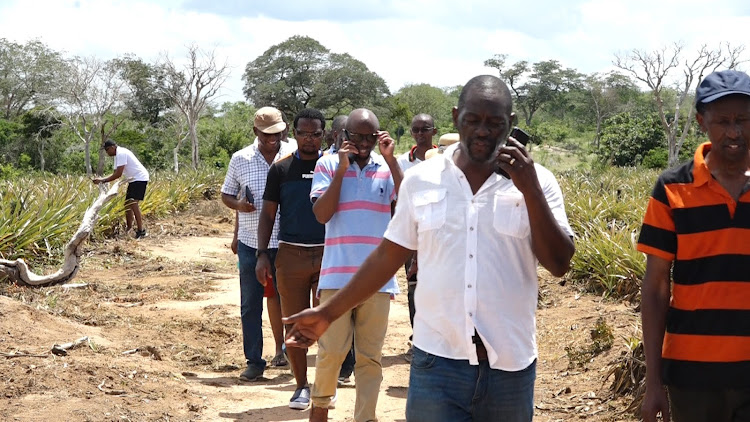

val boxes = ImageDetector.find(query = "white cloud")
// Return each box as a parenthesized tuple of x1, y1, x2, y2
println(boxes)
(1, 0, 749, 105)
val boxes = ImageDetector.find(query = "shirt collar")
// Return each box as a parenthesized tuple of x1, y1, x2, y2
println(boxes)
(692, 141, 712, 187)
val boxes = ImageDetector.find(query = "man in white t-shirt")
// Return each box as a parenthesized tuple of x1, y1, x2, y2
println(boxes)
(285, 75, 576, 422)
(93, 140, 150, 239)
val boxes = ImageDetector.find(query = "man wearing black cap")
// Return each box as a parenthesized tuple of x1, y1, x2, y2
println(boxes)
(94, 140, 150, 238)
(638, 69, 750, 422)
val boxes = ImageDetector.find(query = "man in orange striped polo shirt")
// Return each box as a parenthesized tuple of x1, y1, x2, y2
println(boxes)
(638, 69, 750, 422)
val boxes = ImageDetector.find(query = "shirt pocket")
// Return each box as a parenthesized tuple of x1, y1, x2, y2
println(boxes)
(413, 189, 447, 233)
(493, 192, 530, 238)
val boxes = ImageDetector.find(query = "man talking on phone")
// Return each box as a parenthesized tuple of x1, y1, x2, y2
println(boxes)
(285, 76, 575, 422)
(305, 108, 403, 422)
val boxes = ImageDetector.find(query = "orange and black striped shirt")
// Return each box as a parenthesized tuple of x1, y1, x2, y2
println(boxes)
(637, 142, 750, 389)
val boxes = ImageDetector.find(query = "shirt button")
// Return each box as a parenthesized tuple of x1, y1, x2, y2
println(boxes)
(470, 227, 474, 231)
(469, 254, 473, 259)
(469, 312, 473, 317)
(468, 284, 472, 288)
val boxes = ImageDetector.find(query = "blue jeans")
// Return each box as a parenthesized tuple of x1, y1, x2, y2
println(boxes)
(237, 241, 277, 369)
(406, 347, 536, 422)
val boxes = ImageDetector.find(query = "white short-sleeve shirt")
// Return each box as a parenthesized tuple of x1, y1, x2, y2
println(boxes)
(114, 146, 149, 182)
(383, 147, 574, 371)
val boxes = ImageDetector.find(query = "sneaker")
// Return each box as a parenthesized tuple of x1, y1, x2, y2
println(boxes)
(329, 390, 337, 409)
(135, 229, 147, 239)
(337, 376, 354, 387)
(239, 365, 264, 381)
(289, 386, 311, 410)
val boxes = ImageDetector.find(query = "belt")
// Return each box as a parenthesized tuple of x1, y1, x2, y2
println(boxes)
(472, 333, 488, 361)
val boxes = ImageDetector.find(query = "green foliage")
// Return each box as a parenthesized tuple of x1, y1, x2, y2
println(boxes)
(242, 36, 389, 120)
(0, 38, 66, 119)
(528, 120, 569, 145)
(0, 170, 223, 268)
(597, 112, 664, 166)
(561, 167, 657, 299)
(485, 55, 581, 126)
(641, 148, 668, 169)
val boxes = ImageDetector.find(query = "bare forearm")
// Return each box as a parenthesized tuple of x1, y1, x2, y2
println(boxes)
(257, 202, 277, 251)
(319, 239, 411, 322)
(312, 171, 346, 223)
(222, 193, 243, 211)
(641, 275, 670, 387)
(525, 189, 574, 276)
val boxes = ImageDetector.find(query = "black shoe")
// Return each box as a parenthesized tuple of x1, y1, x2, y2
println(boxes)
(239, 365, 264, 381)
(135, 230, 147, 239)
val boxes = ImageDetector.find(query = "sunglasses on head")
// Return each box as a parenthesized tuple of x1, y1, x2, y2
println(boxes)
(344, 129, 377, 143)
(411, 127, 434, 134)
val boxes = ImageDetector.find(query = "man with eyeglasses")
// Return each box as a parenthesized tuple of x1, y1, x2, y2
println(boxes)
(302, 108, 403, 422)
(397, 114, 438, 173)
(256, 108, 327, 410)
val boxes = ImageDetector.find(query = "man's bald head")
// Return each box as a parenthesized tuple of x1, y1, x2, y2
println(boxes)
(346, 108, 380, 132)
(458, 75, 513, 115)
(411, 113, 434, 127)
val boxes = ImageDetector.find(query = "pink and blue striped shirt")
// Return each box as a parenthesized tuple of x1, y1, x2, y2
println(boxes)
(310, 152, 399, 294)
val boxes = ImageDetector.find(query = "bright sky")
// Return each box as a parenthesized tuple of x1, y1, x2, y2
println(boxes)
(2, 0, 749, 104)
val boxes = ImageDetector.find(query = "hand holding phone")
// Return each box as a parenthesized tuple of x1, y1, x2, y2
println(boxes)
(496, 127, 530, 177)
(245, 186, 255, 204)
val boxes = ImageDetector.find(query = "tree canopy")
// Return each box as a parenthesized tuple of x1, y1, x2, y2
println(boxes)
(242, 36, 389, 120)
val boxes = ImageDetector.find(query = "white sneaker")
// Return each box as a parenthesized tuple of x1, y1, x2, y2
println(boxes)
(289, 386, 310, 410)
(329, 391, 337, 409)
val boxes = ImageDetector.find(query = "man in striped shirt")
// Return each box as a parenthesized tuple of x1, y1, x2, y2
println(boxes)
(306, 108, 403, 422)
(638, 69, 750, 422)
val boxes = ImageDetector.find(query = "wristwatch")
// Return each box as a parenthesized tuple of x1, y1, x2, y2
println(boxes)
(255, 249, 269, 258)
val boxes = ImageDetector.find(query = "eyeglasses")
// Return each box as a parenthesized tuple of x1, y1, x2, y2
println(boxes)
(411, 127, 434, 134)
(296, 130, 324, 139)
(344, 129, 377, 143)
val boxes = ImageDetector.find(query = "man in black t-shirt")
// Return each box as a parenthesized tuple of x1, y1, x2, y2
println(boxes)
(256, 108, 327, 411)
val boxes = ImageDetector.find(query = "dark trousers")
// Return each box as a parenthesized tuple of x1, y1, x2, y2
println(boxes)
(668, 385, 750, 422)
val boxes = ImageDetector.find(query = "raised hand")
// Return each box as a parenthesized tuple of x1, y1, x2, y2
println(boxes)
(377, 131, 395, 159)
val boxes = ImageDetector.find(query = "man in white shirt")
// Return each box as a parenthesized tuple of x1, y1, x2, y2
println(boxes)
(284, 75, 575, 422)
(94, 140, 150, 239)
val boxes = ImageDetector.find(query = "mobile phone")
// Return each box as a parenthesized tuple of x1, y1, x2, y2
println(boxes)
(496, 127, 530, 177)
(509, 127, 530, 146)
(245, 186, 254, 204)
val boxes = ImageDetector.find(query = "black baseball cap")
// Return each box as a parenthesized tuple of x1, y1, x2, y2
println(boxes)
(695, 70, 750, 106)
(102, 140, 117, 149)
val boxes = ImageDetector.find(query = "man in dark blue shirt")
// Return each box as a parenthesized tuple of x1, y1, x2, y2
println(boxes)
(256, 108, 327, 411)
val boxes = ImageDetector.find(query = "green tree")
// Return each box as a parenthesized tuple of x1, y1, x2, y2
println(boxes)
(111, 56, 170, 126)
(597, 111, 665, 166)
(392, 83, 455, 128)
(242, 36, 389, 120)
(615, 42, 745, 167)
(485, 55, 581, 126)
(0, 39, 65, 119)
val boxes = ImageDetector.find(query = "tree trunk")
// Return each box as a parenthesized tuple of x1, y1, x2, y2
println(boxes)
(96, 148, 106, 176)
(84, 141, 92, 177)
(173, 133, 188, 173)
(0, 181, 121, 287)
(189, 120, 199, 170)
(38, 140, 46, 172)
